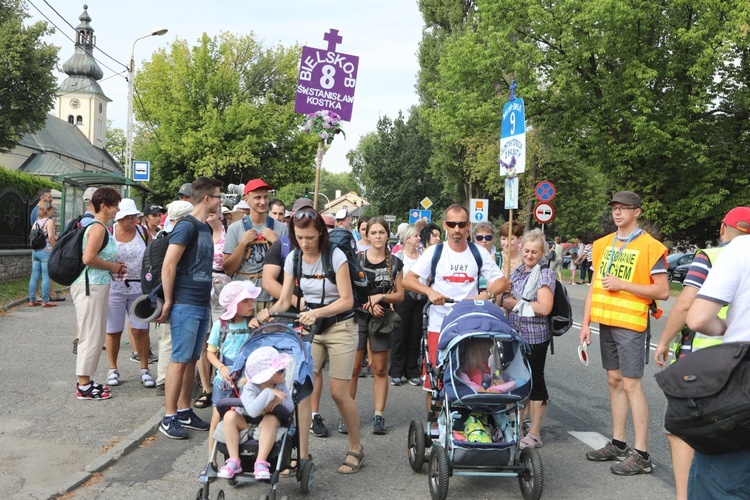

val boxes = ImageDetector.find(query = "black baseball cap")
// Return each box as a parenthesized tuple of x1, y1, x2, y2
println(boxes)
(145, 203, 166, 216)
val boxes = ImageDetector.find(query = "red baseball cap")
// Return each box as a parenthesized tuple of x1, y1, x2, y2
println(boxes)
(243, 179, 274, 195)
(723, 207, 750, 233)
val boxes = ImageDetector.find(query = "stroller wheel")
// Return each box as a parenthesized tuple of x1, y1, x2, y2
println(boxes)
(518, 447, 544, 500)
(211, 489, 224, 500)
(299, 459, 315, 494)
(408, 420, 426, 472)
(428, 446, 449, 500)
(194, 486, 206, 500)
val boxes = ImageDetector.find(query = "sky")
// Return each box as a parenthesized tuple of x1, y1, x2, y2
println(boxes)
(26, 0, 425, 174)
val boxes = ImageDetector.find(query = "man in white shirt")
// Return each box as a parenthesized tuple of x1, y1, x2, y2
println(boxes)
(403, 204, 508, 408)
(686, 229, 750, 498)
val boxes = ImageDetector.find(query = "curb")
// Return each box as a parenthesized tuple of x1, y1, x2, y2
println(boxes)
(44, 409, 164, 499)
(2, 288, 69, 311)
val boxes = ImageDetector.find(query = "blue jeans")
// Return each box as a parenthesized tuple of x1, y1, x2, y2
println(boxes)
(689, 449, 750, 499)
(29, 250, 51, 303)
(170, 303, 210, 364)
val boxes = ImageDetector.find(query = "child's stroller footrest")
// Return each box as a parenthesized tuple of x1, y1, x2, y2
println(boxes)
(450, 440, 514, 467)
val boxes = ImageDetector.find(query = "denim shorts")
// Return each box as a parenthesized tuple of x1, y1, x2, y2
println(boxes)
(170, 303, 210, 363)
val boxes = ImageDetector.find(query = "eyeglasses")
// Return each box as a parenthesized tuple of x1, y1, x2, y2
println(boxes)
(445, 221, 468, 229)
(293, 209, 318, 221)
(610, 206, 636, 213)
(206, 194, 222, 199)
(475, 234, 493, 242)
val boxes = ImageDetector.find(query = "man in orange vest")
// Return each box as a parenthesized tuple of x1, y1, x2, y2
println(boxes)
(579, 191, 669, 475)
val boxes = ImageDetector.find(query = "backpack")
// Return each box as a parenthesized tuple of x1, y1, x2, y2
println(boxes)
(429, 242, 483, 287)
(141, 217, 201, 296)
(29, 219, 47, 250)
(108, 223, 148, 246)
(48, 220, 109, 292)
(548, 279, 572, 336)
(63, 213, 94, 234)
(359, 251, 400, 295)
(546, 247, 556, 261)
(293, 227, 369, 307)
(655, 343, 750, 454)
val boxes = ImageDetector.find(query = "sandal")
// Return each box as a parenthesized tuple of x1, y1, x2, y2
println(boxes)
(280, 453, 312, 478)
(107, 369, 120, 386)
(29, 301, 41, 307)
(140, 369, 156, 388)
(519, 433, 543, 449)
(254, 459, 271, 481)
(338, 446, 365, 474)
(522, 415, 532, 436)
(217, 458, 242, 479)
(194, 391, 212, 409)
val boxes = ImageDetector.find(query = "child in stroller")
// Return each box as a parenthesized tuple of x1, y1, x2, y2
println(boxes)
(218, 346, 293, 480)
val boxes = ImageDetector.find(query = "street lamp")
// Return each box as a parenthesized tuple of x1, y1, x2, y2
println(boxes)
(125, 28, 168, 196)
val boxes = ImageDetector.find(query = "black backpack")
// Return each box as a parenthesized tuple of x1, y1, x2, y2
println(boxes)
(63, 213, 94, 234)
(48, 220, 109, 292)
(141, 217, 201, 296)
(548, 279, 572, 336)
(29, 219, 47, 250)
(293, 227, 369, 307)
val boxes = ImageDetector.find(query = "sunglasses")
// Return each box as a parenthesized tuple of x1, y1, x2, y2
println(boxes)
(293, 209, 318, 221)
(475, 234, 493, 242)
(445, 221, 468, 229)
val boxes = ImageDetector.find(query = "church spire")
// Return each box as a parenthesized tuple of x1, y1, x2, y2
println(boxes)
(59, 4, 106, 95)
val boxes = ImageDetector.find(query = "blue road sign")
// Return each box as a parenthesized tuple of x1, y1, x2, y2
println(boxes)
(409, 209, 420, 224)
(133, 161, 150, 182)
(535, 180, 556, 202)
(420, 210, 432, 223)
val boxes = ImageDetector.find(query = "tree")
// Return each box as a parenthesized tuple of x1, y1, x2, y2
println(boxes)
(132, 32, 319, 201)
(0, 0, 58, 152)
(347, 107, 445, 218)
(105, 122, 125, 167)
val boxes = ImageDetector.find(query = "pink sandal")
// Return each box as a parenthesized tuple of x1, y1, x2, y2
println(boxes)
(217, 458, 242, 479)
(254, 459, 271, 480)
(519, 433, 543, 449)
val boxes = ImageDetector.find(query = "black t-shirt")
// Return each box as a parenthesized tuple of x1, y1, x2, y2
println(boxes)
(362, 254, 403, 296)
(263, 235, 301, 310)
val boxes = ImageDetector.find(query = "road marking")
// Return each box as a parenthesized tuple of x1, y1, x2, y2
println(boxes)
(569, 431, 610, 451)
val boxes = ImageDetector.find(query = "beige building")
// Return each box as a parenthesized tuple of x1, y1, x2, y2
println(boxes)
(322, 190, 369, 218)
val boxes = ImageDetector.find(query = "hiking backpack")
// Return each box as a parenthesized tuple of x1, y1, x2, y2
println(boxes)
(141, 217, 200, 296)
(48, 220, 109, 290)
(548, 279, 572, 336)
(63, 213, 94, 234)
(293, 227, 369, 307)
(29, 220, 47, 250)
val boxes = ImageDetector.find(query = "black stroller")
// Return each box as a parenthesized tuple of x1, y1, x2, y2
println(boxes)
(197, 314, 314, 500)
(408, 300, 544, 500)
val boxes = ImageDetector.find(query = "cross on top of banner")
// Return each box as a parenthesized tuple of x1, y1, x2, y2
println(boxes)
(323, 29, 343, 51)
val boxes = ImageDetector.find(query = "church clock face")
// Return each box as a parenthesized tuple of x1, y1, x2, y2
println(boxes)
(70, 98, 81, 109)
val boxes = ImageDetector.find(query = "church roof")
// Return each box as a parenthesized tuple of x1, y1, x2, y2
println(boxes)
(59, 4, 107, 97)
(17, 114, 122, 175)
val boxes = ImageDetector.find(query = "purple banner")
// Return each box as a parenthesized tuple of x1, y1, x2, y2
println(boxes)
(295, 45, 359, 122)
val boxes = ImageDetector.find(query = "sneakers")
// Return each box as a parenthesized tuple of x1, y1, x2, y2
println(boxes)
(373, 415, 386, 435)
(610, 451, 653, 475)
(311, 414, 329, 437)
(106, 369, 120, 386)
(177, 408, 210, 431)
(338, 420, 348, 434)
(218, 458, 243, 479)
(391, 377, 402, 386)
(160, 415, 188, 439)
(408, 377, 422, 386)
(586, 442, 630, 462)
(76, 381, 111, 400)
(131, 349, 158, 364)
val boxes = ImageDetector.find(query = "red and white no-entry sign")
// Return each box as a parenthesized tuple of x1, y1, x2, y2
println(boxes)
(534, 202, 555, 224)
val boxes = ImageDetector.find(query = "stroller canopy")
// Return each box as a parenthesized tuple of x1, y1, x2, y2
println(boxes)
(438, 300, 520, 355)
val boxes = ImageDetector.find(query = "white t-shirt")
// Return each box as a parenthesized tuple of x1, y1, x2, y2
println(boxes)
(283, 247, 347, 305)
(409, 243, 504, 332)
(696, 235, 750, 342)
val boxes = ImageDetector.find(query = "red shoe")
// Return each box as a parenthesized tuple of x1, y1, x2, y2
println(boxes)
(29, 301, 41, 306)
(41, 302, 57, 308)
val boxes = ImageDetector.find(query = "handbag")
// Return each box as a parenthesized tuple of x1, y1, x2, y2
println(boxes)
(654, 342, 750, 454)
(366, 309, 402, 336)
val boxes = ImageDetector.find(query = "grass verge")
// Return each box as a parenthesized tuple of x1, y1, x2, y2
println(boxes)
(0, 277, 65, 306)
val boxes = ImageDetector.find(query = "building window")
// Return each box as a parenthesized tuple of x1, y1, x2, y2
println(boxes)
(68, 115, 74, 124)
(76, 116, 83, 125)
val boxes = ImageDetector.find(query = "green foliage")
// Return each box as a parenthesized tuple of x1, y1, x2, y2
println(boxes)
(347, 107, 446, 218)
(0, 167, 59, 198)
(415, 0, 750, 242)
(0, 0, 59, 152)
(105, 122, 125, 167)
(133, 32, 319, 201)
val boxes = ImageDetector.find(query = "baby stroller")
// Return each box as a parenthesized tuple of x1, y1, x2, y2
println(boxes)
(407, 300, 544, 500)
(197, 313, 314, 500)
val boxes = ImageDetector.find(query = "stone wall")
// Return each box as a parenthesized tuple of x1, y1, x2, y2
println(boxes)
(0, 250, 32, 281)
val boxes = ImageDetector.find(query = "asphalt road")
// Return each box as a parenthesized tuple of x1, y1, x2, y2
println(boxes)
(61, 284, 679, 500)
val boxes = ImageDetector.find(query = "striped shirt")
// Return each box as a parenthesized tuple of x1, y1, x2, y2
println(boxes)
(682, 243, 728, 290)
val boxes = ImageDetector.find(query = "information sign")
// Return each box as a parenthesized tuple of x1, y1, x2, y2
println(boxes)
(133, 161, 150, 182)
(470, 198, 489, 223)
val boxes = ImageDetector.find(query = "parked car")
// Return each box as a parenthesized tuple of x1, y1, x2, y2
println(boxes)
(666, 252, 695, 282)
(671, 262, 691, 283)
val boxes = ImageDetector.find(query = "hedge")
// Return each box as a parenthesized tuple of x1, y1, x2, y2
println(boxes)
(0, 167, 60, 198)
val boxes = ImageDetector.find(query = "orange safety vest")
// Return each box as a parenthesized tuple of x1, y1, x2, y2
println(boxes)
(590, 231, 667, 332)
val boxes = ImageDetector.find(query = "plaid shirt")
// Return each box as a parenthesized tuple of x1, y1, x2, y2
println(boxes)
(509, 265, 556, 344)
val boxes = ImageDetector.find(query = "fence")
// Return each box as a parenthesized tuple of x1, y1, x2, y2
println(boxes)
(0, 187, 35, 249)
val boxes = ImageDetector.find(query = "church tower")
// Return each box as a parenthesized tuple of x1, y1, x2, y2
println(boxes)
(55, 4, 111, 149)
